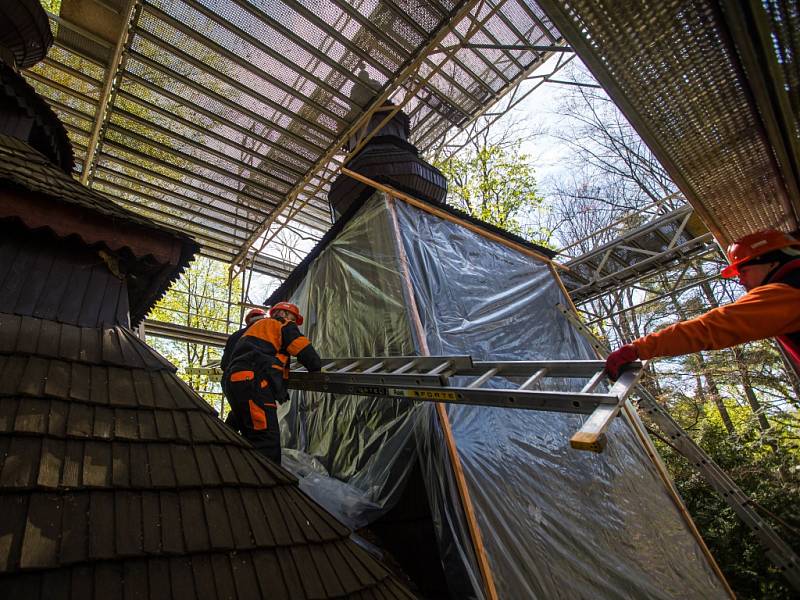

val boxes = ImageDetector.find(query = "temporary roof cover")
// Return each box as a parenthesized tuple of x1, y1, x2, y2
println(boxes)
(268, 191, 730, 598)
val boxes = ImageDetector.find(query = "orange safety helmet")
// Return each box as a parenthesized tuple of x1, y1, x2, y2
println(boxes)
(244, 308, 266, 325)
(721, 229, 800, 278)
(269, 301, 304, 325)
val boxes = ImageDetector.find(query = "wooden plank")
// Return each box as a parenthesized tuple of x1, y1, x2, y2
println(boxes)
(386, 196, 499, 600)
(178, 490, 209, 552)
(20, 493, 61, 568)
(570, 366, 645, 452)
(59, 493, 89, 563)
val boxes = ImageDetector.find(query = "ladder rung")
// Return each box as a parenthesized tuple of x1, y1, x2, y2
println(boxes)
(467, 367, 500, 389)
(392, 360, 418, 374)
(519, 368, 548, 390)
(362, 361, 386, 374)
(580, 370, 606, 393)
(426, 361, 453, 376)
(337, 360, 362, 374)
(321, 361, 338, 372)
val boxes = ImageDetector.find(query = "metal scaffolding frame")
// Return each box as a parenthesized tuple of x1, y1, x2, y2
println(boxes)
(29, 0, 565, 280)
(560, 203, 720, 302)
(557, 196, 726, 329)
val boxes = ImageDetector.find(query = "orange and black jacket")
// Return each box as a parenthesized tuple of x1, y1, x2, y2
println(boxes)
(632, 258, 800, 371)
(228, 315, 322, 384)
(220, 325, 250, 373)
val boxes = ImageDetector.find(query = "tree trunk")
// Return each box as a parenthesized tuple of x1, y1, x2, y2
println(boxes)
(731, 347, 770, 432)
(777, 344, 800, 405)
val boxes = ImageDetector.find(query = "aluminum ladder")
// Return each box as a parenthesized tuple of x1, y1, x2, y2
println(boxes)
(288, 354, 645, 452)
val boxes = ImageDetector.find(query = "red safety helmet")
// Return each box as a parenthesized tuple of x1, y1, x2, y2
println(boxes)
(269, 301, 304, 325)
(721, 229, 800, 278)
(244, 308, 266, 325)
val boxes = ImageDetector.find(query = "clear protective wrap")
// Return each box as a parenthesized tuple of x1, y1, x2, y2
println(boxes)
(278, 192, 728, 598)
(392, 199, 727, 599)
(279, 197, 421, 529)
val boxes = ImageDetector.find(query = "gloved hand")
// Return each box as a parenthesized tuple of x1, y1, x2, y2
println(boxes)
(605, 344, 639, 380)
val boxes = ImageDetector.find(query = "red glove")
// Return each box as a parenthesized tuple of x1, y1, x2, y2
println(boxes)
(605, 344, 639, 380)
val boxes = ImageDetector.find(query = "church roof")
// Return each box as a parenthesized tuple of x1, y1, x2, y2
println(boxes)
(0, 134, 199, 325)
(0, 311, 416, 598)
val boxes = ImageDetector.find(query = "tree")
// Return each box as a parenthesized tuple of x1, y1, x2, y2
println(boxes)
(148, 256, 242, 414)
(434, 119, 548, 243)
(542, 62, 800, 598)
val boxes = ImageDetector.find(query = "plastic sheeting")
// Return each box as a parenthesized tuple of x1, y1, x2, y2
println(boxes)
(392, 198, 728, 599)
(279, 198, 421, 528)
(279, 192, 728, 599)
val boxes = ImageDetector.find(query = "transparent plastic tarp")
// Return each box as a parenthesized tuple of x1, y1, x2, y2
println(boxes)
(279, 192, 728, 598)
(279, 198, 421, 529)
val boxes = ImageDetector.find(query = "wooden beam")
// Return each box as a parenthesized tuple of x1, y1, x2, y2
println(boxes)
(569, 364, 645, 452)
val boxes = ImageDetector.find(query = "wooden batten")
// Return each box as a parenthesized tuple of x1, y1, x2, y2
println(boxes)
(385, 195, 500, 600)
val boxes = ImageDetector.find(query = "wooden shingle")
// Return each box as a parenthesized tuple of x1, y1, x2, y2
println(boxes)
(0, 314, 416, 597)
(20, 493, 61, 568)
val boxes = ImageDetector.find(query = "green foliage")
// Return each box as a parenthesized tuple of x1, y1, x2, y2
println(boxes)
(435, 141, 547, 243)
(653, 404, 800, 599)
(148, 257, 242, 413)
(39, 0, 61, 14)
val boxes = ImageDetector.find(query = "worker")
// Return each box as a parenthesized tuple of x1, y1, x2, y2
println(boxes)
(220, 308, 267, 432)
(224, 302, 322, 464)
(605, 229, 800, 379)
(221, 308, 267, 373)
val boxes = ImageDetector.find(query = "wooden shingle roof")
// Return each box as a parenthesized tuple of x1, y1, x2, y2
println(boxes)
(0, 134, 199, 326)
(0, 311, 416, 599)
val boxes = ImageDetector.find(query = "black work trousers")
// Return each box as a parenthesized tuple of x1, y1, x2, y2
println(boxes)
(225, 368, 281, 464)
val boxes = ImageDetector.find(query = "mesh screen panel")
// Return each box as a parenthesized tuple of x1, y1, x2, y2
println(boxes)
(31, 1, 560, 277)
(538, 0, 800, 242)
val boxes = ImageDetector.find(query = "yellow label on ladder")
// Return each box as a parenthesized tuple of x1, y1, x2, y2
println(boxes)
(390, 388, 458, 401)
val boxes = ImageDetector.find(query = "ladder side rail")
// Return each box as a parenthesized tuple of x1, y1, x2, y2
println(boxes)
(466, 359, 608, 378)
(287, 371, 620, 409)
(636, 389, 800, 588)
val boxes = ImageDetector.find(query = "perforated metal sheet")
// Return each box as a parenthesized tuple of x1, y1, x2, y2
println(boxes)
(27, 0, 561, 276)
(537, 0, 800, 244)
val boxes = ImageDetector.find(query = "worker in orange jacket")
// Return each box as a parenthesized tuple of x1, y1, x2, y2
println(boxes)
(226, 302, 321, 464)
(605, 229, 800, 379)
(221, 307, 267, 433)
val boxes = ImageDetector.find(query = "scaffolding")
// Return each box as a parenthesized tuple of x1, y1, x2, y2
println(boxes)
(22, 0, 800, 593)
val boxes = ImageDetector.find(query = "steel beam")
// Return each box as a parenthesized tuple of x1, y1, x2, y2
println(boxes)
(81, 0, 139, 184)
(143, 319, 229, 347)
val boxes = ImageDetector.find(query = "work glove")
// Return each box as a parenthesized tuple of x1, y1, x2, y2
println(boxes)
(605, 344, 638, 380)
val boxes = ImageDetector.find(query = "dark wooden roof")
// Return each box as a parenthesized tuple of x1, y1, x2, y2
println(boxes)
(0, 311, 416, 599)
(0, 134, 182, 237)
(0, 135, 199, 325)
(0, 62, 73, 172)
